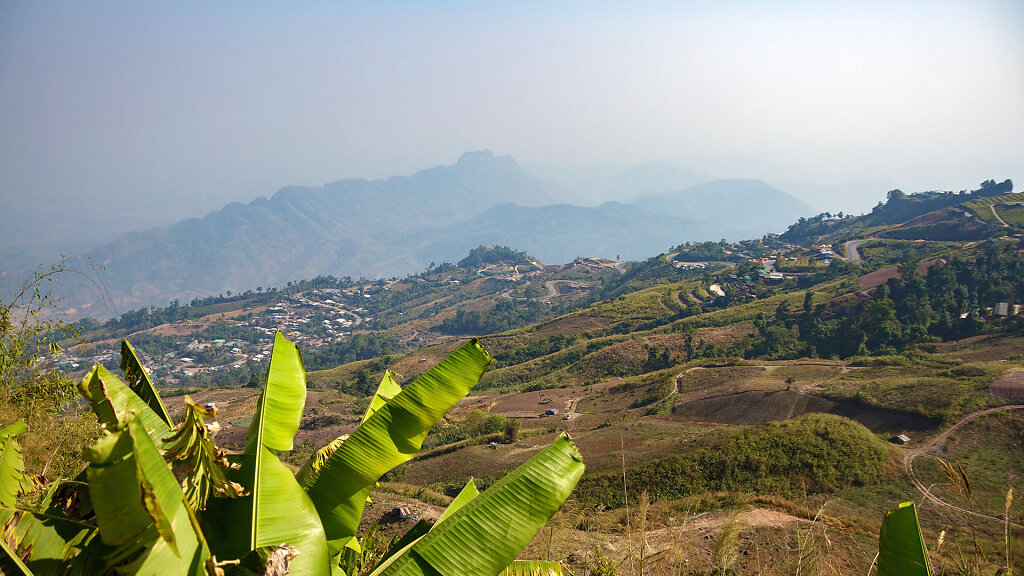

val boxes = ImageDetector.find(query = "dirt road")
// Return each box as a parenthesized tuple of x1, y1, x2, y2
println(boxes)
(990, 204, 1010, 227)
(903, 404, 1024, 527)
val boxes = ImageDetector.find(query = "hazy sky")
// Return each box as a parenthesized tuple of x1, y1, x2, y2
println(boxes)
(2, 0, 1022, 229)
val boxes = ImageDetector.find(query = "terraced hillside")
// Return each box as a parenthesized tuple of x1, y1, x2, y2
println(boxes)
(156, 235, 1024, 574)
(32, 183, 1024, 574)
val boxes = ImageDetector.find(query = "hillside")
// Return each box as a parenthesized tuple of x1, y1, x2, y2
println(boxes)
(138, 228, 1024, 574)
(10, 178, 1024, 574)
(781, 178, 1017, 245)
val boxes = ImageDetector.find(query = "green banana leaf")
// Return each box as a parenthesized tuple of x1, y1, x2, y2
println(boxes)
(0, 505, 103, 576)
(500, 561, 564, 576)
(78, 364, 171, 442)
(376, 479, 480, 569)
(84, 416, 210, 575)
(213, 447, 332, 575)
(301, 339, 492, 553)
(877, 502, 932, 576)
(121, 339, 173, 427)
(296, 368, 401, 488)
(362, 369, 403, 423)
(0, 419, 33, 506)
(202, 332, 330, 575)
(434, 478, 479, 526)
(245, 331, 306, 453)
(376, 519, 432, 569)
(368, 433, 584, 576)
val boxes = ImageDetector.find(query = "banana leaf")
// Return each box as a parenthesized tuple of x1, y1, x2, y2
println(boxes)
(301, 339, 491, 554)
(78, 364, 171, 442)
(0, 419, 33, 506)
(368, 433, 584, 576)
(0, 505, 103, 576)
(376, 479, 480, 569)
(361, 370, 403, 423)
(245, 331, 306, 453)
(0, 536, 32, 576)
(500, 561, 563, 576)
(878, 502, 932, 576)
(210, 447, 331, 575)
(295, 368, 401, 488)
(202, 332, 330, 575)
(121, 339, 173, 427)
(434, 478, 478, 526)
(84, 416, 210, 575)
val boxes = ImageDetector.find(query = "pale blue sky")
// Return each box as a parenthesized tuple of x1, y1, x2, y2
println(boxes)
(1, 0, 1021, 230)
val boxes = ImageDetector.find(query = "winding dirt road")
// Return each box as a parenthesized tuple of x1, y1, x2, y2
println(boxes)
(903, 404, 1024, 527)
(990, 204, 1010, 227)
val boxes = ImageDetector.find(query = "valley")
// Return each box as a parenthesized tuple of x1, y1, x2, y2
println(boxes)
(6, 179, 1024, 575)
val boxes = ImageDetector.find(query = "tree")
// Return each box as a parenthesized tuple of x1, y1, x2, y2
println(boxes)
(1, 260, 83, 413)
(863, 298, 902, 351)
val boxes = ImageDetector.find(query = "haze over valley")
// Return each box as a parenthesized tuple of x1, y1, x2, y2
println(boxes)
(3, 2, 1024, 575)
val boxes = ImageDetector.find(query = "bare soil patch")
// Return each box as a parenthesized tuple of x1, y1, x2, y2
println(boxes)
(857, 259, 943, 290)
(491, 386, 585, 417)
(991, 368, 1024, 400)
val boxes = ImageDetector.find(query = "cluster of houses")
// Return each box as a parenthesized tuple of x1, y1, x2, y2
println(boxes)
(244, 290, 368, 344)
(55, 289, 372, 386)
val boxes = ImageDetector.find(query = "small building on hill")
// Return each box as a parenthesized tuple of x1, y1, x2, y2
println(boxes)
(890, 434, 911, 445)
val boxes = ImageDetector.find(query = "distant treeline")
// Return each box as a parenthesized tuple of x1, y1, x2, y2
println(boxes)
(457, 245, 533, 268)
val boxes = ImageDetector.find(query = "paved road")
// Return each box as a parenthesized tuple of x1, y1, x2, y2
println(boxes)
(844, 238, 870, 263)
(903, 404, 1024, 527)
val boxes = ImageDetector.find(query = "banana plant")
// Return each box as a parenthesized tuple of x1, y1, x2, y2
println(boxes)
(368, 433, 584, 576)
(0, 332, 585, 576)
(0, 419, 33, 506)
(877, 502, 932, 576)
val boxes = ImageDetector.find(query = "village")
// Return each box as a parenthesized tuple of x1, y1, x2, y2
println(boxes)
(53, 287, 375, 387)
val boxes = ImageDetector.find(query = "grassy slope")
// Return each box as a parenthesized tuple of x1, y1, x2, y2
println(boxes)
(29, 209, 1024, 574)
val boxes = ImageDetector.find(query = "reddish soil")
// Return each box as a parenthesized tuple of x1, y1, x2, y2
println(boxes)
(857, 259, 944, 290)
(149, 306, 264, 337)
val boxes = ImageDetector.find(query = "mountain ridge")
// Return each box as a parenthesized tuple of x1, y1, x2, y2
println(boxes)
(7, 152, 814, 317)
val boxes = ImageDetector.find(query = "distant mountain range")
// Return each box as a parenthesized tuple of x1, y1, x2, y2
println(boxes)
(3, 151, 813, 318)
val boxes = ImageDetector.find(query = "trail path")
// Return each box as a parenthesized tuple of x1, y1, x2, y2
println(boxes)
(990, 204, 1010, 227)
(903, 404, 1024, 527)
